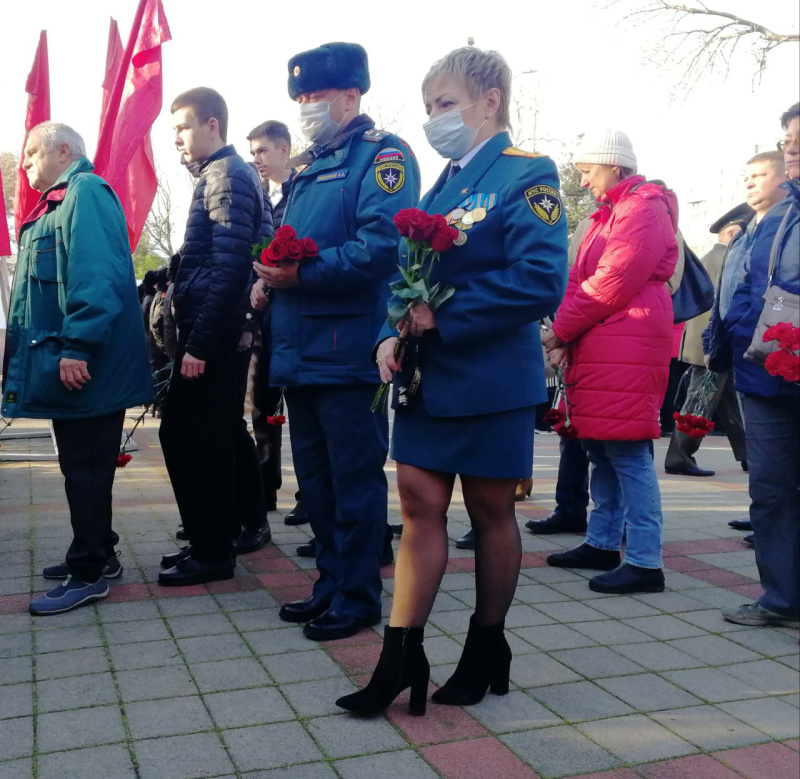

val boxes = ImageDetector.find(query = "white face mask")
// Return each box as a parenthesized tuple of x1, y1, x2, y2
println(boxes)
(423, 104, 484, 160)
(299, 92, 345, 145)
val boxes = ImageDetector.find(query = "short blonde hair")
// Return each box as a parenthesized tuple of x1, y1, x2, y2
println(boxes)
(422, 47, 512, 129)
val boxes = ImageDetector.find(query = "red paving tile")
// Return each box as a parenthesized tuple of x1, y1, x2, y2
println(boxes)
(784, 740, 800, 752)
(105, 583, 152, 603)
(514, 506, 551, 520)
(148, 583, 209, 598)
(388, 693, 489, 746)
(268, 585, 312, 605)
(637, 754, 742, 779)
(701, 537, 753, 552)
(327, 642, 382, 675)
(241, 555, 298, 574)
(730, 583, 765, 600)
(330, 628, 383, 647)
(713, 742, 800, 779)
(520, 552, 549, 568)
(421, 736, 538, 779)
(205, 576, 262, 594)
(689, 569, 756, 587)
(255, 571, 314, 589)
(664, 556, 716, 573)
(570, 771, 640, 779)
(0, 594, 31, 614)
(446, 557, 476, 573)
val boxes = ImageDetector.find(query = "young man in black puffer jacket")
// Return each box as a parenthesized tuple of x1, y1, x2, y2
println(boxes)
(158, 87, 272, 586)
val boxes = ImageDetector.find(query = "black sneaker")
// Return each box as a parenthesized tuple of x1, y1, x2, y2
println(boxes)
(547, 543, 620, 570)
(42, 552, 123, 581)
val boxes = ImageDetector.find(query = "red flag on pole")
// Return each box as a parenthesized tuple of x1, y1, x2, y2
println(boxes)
(99, 19, 124, 138)
(13, 31, 50, 237)
(0, 170, 11, 256)
(94, 0, 171, 250)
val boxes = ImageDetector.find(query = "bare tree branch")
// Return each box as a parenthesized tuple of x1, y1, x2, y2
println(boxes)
(143, 172, 175, 260)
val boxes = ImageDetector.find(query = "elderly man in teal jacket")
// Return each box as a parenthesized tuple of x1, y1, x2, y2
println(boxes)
(252, 43, 420, 641)
(2, 122, 152, 616)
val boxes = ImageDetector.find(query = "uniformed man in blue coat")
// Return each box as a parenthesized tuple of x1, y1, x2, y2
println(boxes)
(252, 42, 421, 641)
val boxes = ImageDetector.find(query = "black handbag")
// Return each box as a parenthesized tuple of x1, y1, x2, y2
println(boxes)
(672, 243, 715, 325)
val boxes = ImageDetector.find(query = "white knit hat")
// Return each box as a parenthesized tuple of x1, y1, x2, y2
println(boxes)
(573, 129, 637, 171)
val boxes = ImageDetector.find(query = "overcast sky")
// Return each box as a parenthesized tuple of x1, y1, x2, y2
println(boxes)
(1, 0, 797, 250)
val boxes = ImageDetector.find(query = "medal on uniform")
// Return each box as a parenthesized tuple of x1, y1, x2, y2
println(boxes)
(454, 231, 468, 246)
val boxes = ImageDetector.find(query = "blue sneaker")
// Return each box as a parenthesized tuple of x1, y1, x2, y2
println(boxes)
(30, 576, 110, 616)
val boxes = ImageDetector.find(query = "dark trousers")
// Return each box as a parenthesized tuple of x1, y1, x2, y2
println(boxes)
(554, 436, 590, 520)
(52, 410, 125, 581)
(286, 385, 388, 619)
(744, 395, 800, 618)
(248, 324, 283, 511)
(660, 358, 690, 434)
(159, 334, 264, 562)
(665, 367, 747, 470)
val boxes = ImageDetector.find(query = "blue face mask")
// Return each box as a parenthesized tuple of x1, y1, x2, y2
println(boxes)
(423, 104, 484, 160)
(299, 92, 345, 145)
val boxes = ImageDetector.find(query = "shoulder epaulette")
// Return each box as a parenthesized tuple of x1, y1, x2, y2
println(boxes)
(502, 147, 547, 159)
(363, 129, 391, 142)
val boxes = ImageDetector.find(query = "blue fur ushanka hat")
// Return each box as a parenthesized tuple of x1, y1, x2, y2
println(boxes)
(287, 42, 370, 100)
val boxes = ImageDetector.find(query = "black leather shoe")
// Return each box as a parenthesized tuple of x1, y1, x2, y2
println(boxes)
(161, 546, 192, 568)
(388, 523, 403, 537)
(296, 540, 317, 558)
(279, 596, 330, 624)
(175, 526, 188, 541)
(665, 466, 715, 477)
(741, 459, 748, 472)
(285, 501, 310, 526)
(743, 533, 755, 548)
(157, 557, 234, 587)
(589, 563, 665, 594)
(728, 519, 753, 531)
(456, 529, 475, 550)
(234, 526, 272, 555)
(525, 512, 588, 535)
(547, 543, 620, 570)
(380, 539, 394, 568)
(303, 609, 381, 642)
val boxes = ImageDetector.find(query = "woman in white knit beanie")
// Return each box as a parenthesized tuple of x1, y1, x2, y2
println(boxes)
(541, 129, 680, 595)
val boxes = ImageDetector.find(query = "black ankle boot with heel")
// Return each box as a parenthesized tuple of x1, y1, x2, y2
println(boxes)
(335, 626, 430, 716)
(431, 615, 511, 706)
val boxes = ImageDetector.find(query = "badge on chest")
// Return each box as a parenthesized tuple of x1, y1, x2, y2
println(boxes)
(444, 193, 497, 246)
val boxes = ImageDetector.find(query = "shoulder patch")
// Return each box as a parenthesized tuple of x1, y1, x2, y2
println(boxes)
(503, 147, 547, 159)
(525, 185, 562, 226)
(375, 161, 405, 194)
(363, 129, 391, 143)
(374, 147, 405, 164)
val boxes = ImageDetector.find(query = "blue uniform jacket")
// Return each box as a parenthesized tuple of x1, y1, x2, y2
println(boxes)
(269, 116, 421, 385)
(381, 131, 568, 417)
(725, 178, 799, 398)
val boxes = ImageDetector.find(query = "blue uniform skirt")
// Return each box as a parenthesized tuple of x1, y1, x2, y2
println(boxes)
(390, 396, 535, 479)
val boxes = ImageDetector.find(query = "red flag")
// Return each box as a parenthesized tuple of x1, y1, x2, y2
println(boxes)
(0, 170, 11, 256)
(94, 0, 171, 250)
(13, 31, 50, 236)
(99, 19, 124, 138)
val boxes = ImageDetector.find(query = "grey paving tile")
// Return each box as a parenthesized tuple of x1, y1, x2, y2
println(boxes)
(223, 721, 324, 771)
(37, 704, 126, 752)
(570, 620, 654, 645)
(686, 586, 747, 609)
(778, 653, 800, 671)
(35, 645, 110, 680)
(521, 567, 585, 584)
(336, 750, 440, 779)
(577, 713, 698, 763)
(614, 641, 707, 672)
(109, 638, 182, 671)
(0, 682, 32, 720)
(126, 696, 215, 739)
(166, 613, 235, 639)
(99, 599, 162, 622)
(780, 693, 799, 707)
(0, 715, 33, 760)
(37, 743, 136, 779)
(587, 596, 662, 619)
(103, 618, 171, 645)
(37, 671, 117, 713)
(663, 571, 714, 591)
(510, 652, 582, 688)
(535, 601, 609, 623)
(719, 696, 800, 739)
(674, 608, 758, 633)
(117, 665, 198, 702)
(0, 656, 32, 684)
(664, 667, 768, 703)
(0, 614, 33, 636)
(666, 635, 763, 665)
(440, 572, 476, 590)
(204, 686, 295, 728)
(502, 724, 621, 778)
(421, 635, 465, 666)
(502, 604, 556, 629)
(621, 615, 707, 641)
(652, 704, 768, 750)
(214, 589, 279, 612)
(531, 680, 634, 721)
(0, 632, 32, 658)
(243, 765, 338, 779)
(176, 633, 252, 663)
(512, 624, 597, 652)
(514, 583, 571, 604)
(430, 591, 472, 612)
(307, 713, 407, 758)
(158, 595, 223, 618)
(134, 732, 235, 779)
(34, 624, 103, 652)
(725, 626, 800, 658)
(551, 646, 645, 679)
(192, 657, 272, 693)
(633, 591, 707, 612)
(246, 626, 320, 656)
(227, 607, 289, 632)
(467, 689, 562, 732)
(0, 758, 32, 779)
(720, 659, 800, 696)
(597, 673, 703, 712)
(280, 678, 360, 718)
(261, 650, 343, 684)
(545, 580, 618, 600)
(426, 609, 474, 634)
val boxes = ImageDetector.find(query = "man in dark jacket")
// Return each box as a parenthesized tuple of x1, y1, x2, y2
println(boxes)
(158, 88, 268, 586)
(713, 103, 800, 627)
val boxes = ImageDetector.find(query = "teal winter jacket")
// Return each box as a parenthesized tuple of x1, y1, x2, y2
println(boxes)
(2, 158, 153, 419)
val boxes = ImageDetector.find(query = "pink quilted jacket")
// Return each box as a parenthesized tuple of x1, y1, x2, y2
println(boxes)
(552, 175, 679, 440)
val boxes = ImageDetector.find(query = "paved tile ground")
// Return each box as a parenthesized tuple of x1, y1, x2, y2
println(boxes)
(1, 417, 798, 779)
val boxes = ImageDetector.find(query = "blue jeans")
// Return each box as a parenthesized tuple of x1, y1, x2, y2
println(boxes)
(582, 440, 663, 569)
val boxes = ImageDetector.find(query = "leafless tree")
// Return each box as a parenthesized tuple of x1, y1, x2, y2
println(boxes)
(144, 171, 176, 259)
(1, 152, 17, 215)
(624, 1, 798, 89)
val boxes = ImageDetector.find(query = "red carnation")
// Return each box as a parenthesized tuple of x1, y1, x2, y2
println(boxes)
(393, 208, 419, 238)
(286, 240, 304, 262)
(558, 424, 579, 439)
(300, 236, 318, 257)
(267, 415, 286, 426)
(117, 453, 133, 468)
(765, 349, 800, 382)
(542, 408, 566, 427)
(274, 225, 297, 242)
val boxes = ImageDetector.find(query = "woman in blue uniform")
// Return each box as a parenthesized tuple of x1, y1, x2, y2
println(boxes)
(336, 47, 568, 715)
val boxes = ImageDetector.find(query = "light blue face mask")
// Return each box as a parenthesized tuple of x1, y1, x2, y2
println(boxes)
(299, 92, 345, 145)
(423, 104, 484, 160)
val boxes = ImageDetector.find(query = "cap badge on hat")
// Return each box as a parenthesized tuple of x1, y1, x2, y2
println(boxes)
(294, 66, 301, 76)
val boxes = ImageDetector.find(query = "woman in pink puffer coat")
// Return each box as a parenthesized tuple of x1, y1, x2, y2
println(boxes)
(542, 129, 678, 595)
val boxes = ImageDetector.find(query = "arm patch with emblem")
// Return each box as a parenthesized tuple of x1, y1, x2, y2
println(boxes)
(525, 185, 562, 225)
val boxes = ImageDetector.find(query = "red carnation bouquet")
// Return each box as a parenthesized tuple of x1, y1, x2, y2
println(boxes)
(673, 370, 717, 439)
(117, 363, 173, 468)
(543, 367, 578, 438)
(267, 388, 287, 426)
(252, 225, 318, 267)
(763, 322, 800, 384)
